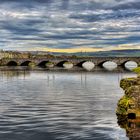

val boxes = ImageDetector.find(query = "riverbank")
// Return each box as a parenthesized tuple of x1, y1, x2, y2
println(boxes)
(116, 76, 140, 119)
(116, 75, 140, 139)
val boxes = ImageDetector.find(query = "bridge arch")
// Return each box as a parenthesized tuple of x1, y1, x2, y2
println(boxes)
(122, 60, 138, 70)
(98, 61, 107, 67)
(57, 61, 69, 67)
(38, 61, 49, 67)
(38, 61, 54, 68)
(120, 60, 137, 66)
(20, 61, 32, 66)
(56, 60, 74, 69)
(98, 60, 117, 67)
(102, 61, 118, 71)
(7, 61, 18, 66)
(76, 61, 87, 67)
(76, 61, 95, 71)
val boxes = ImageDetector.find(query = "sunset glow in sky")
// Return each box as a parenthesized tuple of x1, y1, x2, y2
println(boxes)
(0, 0, 140, 52)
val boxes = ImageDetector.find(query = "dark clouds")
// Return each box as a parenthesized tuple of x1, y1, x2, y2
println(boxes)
(111, 1, 140, 10)
(0, 0, 140, 51)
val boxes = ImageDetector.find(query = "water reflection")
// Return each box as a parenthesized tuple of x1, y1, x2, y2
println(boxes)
(0, 70, 30, 79)
(125, 61, 138, 71)
(0, 70, 133, 140)
(102, 61, 138, 72)
(103, 61, 117, 71)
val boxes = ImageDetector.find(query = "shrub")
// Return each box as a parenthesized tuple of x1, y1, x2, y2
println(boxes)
(132, 67, 140, 74)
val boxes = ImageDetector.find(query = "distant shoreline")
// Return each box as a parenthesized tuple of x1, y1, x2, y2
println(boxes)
(1, 49, 140, 58)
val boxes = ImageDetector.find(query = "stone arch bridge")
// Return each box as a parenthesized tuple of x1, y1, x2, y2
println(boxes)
(1, 57, 140, 68)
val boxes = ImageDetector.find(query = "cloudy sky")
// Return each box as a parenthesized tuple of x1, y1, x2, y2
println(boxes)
(0, 0, 140, 52)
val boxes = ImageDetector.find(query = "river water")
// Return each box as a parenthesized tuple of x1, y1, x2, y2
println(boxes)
(0, 70, 136, 140)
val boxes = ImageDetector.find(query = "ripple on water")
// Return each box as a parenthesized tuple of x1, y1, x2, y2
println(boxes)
(0, 71, 132, 140)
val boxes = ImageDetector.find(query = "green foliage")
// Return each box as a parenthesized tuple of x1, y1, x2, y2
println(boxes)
(64, 62, 72, 64)
(116, 96, 130, 115)
(117, 76, 140, 120)
(46, 62, 54, 65)
(133, 67, 140, 74)
(118, 96, 130, 108)
(125, 85, 140, 97)
(120, 78, 137, 90)
(71, 55, 77, 58)
(28, 62, 36, 67)
(45, 62, 54, 68)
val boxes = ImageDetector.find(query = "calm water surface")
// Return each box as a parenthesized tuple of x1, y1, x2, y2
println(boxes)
(0, 70, 136, 140)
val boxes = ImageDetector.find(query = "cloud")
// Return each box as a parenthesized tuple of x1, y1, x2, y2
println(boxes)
(104, 43, 140, 51)
(111, 0, 140, 10)
(0, 0, 139, 52)
(15, 43, 140, 53)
